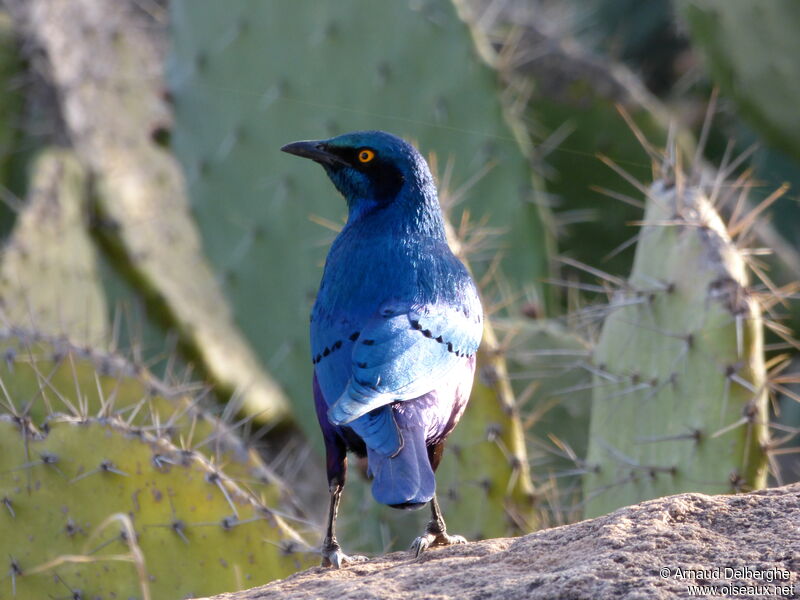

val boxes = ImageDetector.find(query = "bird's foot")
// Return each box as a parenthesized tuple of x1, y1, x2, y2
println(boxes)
(321, 542, 368, 569)
(410, 530, 467, 558)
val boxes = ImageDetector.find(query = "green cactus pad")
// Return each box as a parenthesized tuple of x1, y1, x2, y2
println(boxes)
(13, 0, 290, 423)
(0, 416, 312, 599)
(168, 0, 553, 442)
(0, 328, 299, 514)
(0, 149, 108, 345)
(583, 179, 769, 518)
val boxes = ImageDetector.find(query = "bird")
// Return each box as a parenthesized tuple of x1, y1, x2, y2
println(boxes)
(281, 130, 483, 568)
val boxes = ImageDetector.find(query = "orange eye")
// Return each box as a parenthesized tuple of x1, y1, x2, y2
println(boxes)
(358, 149, 375, 163)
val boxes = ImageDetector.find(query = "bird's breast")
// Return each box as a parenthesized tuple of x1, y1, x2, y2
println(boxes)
(314, 227, 441, 319)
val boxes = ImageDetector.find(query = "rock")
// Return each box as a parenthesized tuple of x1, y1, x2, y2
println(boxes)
(195, 485, 799, 600)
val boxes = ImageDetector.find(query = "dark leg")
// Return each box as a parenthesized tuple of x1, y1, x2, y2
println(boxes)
(410, 493, 467, 557)
(313, 374, 368, 568)
(411, 442, 467, 556)
(321, 482, 368, 568)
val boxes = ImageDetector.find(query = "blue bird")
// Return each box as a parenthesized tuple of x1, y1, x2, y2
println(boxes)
(281, 131, 483, 568)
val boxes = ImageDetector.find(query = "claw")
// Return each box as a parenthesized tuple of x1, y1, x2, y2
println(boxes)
(411, 532, 435, 557)
(321, 544, 369, 569)
(411, 531, 467, 558)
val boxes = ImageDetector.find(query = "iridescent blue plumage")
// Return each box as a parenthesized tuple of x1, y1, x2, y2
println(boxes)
(282, 130, 482, 567)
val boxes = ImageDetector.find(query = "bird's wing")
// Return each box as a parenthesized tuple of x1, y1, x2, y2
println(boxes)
(327, 300, 482, 425)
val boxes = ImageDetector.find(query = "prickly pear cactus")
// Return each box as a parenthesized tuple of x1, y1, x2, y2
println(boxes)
(582, 179, 769, 518)
(168, 0, 553, 442)
(8, 0, 291, 423)
(0, 328, 298, 513)
(677, 0, 800, 163)
(0, 415, 312, 599)
(0, 149, 108, 345)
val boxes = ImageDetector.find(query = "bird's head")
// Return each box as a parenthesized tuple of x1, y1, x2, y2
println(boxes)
(281, 131, 436, 218)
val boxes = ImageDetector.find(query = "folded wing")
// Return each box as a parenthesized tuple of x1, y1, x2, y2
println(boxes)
(328, 300, 482, 427)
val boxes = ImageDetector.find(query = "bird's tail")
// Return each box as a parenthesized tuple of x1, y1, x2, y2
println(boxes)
(366, 411, 434, 509)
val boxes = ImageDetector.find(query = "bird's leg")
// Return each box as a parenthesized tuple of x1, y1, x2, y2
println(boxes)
(410, 494, 467, 557)
(321, 483, 368, 568)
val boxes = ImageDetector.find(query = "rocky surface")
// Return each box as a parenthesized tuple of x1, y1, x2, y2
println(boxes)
(195, 484, 799, 600)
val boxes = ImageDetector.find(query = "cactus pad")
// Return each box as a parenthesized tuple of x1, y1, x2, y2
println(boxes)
(0, 327, 301, 515)
(12, 0, 290, 423)
(0, 416, 312, 599)
(0, 149, 108, 345)
(583, 179, 769, 518)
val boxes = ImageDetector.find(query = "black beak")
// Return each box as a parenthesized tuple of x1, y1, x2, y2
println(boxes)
(280, 140, 349, 167)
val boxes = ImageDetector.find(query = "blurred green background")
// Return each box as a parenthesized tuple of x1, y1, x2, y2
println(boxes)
(0, 0, 798, 597)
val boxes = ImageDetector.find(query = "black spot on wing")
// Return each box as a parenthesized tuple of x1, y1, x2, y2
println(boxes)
(410, 320, 474, 358)
(312, 337, 347, 365)
(411, 319, 472, 357)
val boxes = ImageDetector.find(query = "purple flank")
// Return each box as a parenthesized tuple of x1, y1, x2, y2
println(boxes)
(314, 355, 476, 507)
